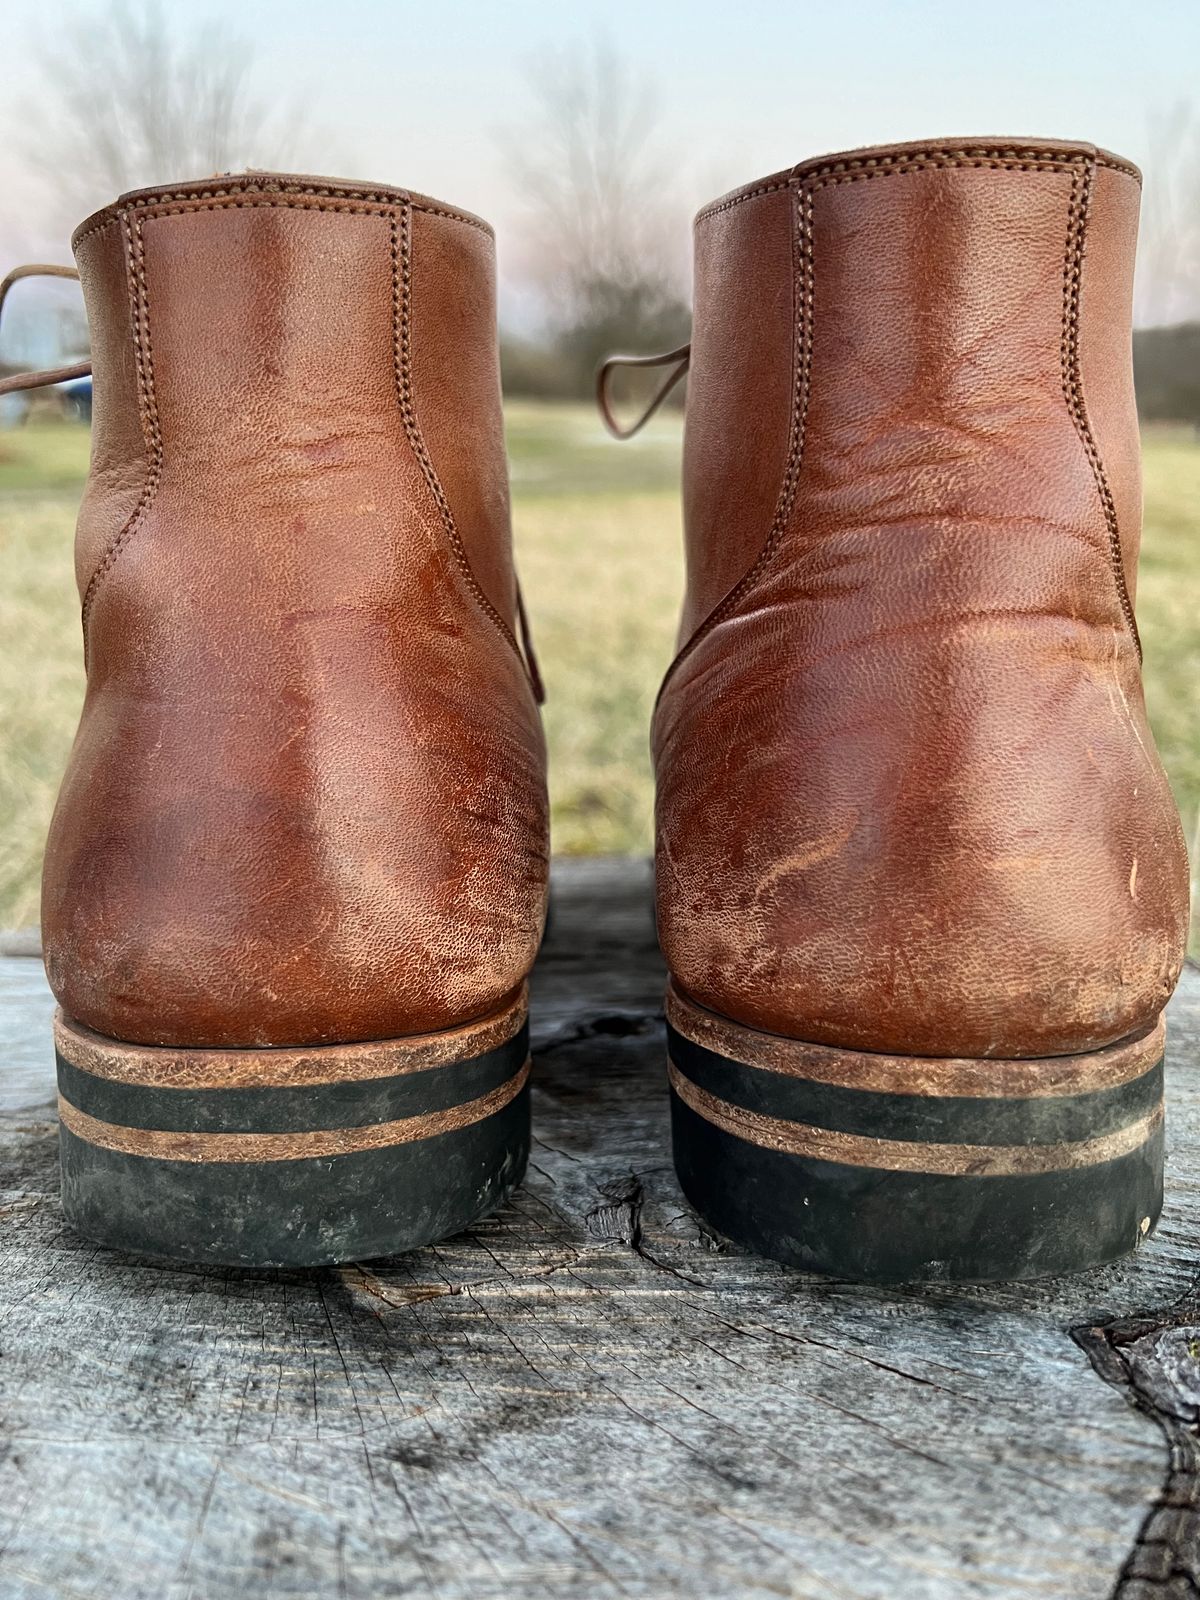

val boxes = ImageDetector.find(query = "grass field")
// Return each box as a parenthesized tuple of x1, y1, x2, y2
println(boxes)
(1, 405, 1196, 949)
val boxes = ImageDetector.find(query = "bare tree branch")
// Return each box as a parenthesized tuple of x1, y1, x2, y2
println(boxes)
(499, 37, 691, 397)
(18, 0, 307, 226)
(502, 36, 688, 319)
(1135, 102, 1200, 327)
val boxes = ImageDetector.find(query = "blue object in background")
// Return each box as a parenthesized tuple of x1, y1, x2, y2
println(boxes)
(0, 379, 91, 430)
(61, 378, 92, 423)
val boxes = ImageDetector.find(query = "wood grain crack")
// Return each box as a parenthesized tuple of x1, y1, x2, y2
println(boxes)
(1075, 1282, 1200, 1596)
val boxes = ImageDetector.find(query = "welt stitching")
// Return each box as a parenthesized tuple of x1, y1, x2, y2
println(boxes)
(663, 182, 815, 691)
(388, 206, 520, 658)
(1059, 163, 1142, 659)
(694, 148, 1139, 224)
(80, 212, 163, 640)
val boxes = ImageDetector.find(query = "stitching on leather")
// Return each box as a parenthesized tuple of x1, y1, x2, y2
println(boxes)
(72, 214, 122, 250)
(694, 147, 1139, 225)
(74, 184, 491, 244)
(1060, 163, 1142, 659)
(669, 152, 1144, 690)
(78, 198, 511, 648)
(71, 199, 396, 246)
(80, 212, 163, 640)
(74, 224, 107, 248)
(663, 182, 815, 689)
(807, 148, 1138, 183)
(389, 205, 520, 658)
(695, 180, 792, 224)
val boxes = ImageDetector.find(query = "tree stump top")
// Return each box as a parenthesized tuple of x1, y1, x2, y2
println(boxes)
(2, 857, 1199, 1598)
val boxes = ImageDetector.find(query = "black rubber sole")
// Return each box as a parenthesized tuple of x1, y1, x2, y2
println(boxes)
(666, 984, 1166, 1283)
(55, 996, 531, 1268)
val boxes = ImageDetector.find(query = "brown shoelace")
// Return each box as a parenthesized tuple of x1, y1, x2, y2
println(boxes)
(596, 342, 691, 440)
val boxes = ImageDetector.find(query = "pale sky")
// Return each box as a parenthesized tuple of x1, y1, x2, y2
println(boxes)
(1, 0, 1198, 320)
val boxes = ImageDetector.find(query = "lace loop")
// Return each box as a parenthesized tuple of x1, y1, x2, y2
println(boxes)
(0, 264, 91, 397)
(596, 343, 690, 440)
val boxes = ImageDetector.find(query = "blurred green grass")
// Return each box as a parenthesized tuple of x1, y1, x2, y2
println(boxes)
(0, 404, 1196, 951)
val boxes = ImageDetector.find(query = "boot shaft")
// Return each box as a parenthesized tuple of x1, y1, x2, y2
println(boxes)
(680, 138, 1143, 646)
(73, 174, 521, 659)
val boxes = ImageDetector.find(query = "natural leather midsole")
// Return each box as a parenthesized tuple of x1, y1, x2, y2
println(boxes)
(52, 987, 528, 1088)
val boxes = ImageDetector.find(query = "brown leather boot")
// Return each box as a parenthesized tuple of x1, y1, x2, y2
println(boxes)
(4, 174, 548, 1266)
(605, 138, 1190, 1281)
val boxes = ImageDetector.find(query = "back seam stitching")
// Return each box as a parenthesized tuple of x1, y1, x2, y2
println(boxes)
(660, 181, 815, 696)
(80, 212, 163, 643)
(388, 207, 521, 660)
(1060, 162, 1142, 658)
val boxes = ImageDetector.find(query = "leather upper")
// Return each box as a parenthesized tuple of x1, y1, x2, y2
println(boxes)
(656, 139, 1190, 1059)
(43, 175, 548, 1048)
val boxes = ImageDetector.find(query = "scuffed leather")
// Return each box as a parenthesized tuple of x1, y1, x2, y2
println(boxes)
(42, 175, 549, 1049)
(656, 139, 1190, 1060)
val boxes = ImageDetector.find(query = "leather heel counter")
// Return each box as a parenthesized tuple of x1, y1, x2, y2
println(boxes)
(42, 628, 548, 1049)
(656, 638, 1188, 1060)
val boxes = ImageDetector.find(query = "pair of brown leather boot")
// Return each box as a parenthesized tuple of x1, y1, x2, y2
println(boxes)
(5, 138, 1188, 1282)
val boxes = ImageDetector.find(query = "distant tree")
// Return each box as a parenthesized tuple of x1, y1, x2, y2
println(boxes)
(19, 0, 306, 226)
(1134, 323, 1200, 432)
(501, 38, 691, 399)
(1135, 102, 1200, 328)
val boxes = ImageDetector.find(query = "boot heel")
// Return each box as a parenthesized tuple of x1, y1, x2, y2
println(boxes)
(666, 983, 1165, 1283)
(55, 992, 531, 1267)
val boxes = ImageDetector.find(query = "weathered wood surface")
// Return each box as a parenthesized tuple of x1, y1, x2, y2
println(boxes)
(2, 857, 1199, 1600)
